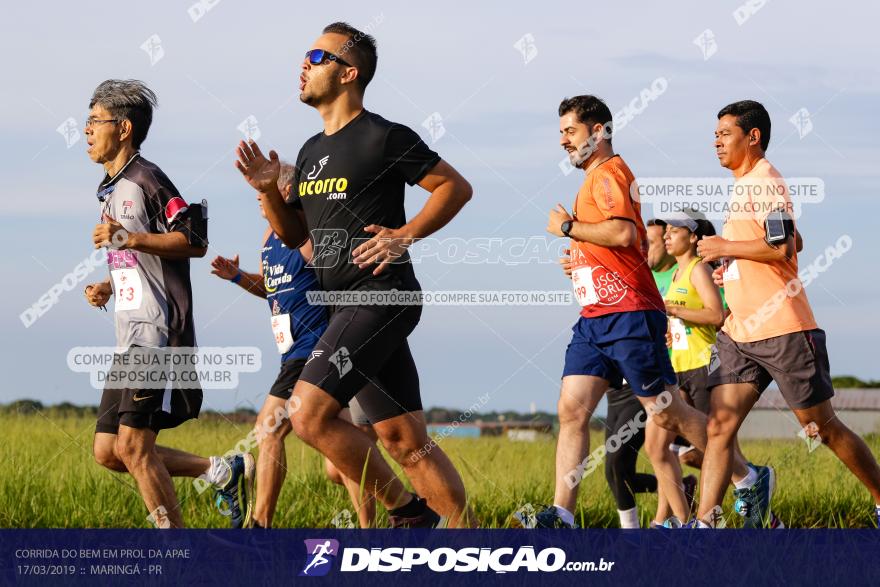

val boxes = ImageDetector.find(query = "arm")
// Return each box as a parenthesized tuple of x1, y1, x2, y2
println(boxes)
(697, 234, 795, 264)
(235, 140, 309, 249)
(400, 160, 472, 240)
(665, 263, 725, 327)
(93, 220, 207, 258)
(352, 160, 472, 274)
(567, 217, 636, 248)
(233, 271, 267, 299)
(546, 206, 637, 248)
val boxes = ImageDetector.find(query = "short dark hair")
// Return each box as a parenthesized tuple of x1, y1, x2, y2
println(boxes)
(323, 21, 377, 92)
(558, 95, 613, 145)
(718, 100, 771, 151)
(647, 218, 667, 228)
(694, 219, 717, 241)
(89, 79, 157, 149)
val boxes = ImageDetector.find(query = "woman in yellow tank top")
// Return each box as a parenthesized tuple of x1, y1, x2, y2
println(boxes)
(646, 211, 726, 527)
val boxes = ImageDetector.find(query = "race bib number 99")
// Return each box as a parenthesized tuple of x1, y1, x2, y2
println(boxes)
(571, 265, 599, 307)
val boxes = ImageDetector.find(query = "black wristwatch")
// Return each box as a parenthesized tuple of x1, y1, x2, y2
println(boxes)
(561, 219, 574, 237)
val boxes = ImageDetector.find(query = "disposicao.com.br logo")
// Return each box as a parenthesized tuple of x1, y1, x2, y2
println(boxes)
(299, 539, 614, 575)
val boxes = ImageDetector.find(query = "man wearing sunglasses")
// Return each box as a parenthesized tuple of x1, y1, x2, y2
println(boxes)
(235, 22, 475, 527)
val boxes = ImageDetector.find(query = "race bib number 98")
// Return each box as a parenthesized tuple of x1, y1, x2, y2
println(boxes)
(271, 314, 294, 354)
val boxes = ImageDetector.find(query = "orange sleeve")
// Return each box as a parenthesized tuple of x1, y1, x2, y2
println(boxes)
(592, 166, 638, 223)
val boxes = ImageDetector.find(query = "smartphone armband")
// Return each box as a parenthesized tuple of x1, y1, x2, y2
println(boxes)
(764, 208, 794, 245)
(184, 199, 209, 247)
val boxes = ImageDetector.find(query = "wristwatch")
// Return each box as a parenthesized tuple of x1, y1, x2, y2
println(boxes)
(561, 219, 574, 237)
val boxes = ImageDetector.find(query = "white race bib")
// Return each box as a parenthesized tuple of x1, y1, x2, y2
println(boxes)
(111, 268, 143, 312)
(722, 258, 740, 281)
(571, 265, 599, 307)
(670, 317, 689, 351)
(271, 314, 294, 354)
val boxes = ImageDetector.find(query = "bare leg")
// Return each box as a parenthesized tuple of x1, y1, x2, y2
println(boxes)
(94, 432, 209, 477)
(325, 410, 378, 528)
(252, 396, 293, 528)
(645, 420, 688, 520)
(553, 375, 608, 514)
(793, 400, 880, 504)
(374, 411, 475, 528)
(290, 383, 415, 517)
(115, 426, 183, 528)
(696, 383, 757, 522)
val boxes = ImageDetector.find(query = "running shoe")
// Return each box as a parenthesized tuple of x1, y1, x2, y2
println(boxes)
(732, 464, 775, 528)
(661, 516, 684, 529)
(513, 505, 577, 529)
(388, 496, 441, 528)
(214, 453, 255, 529)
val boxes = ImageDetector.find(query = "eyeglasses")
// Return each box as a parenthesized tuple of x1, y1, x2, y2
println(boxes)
(85, 117, 118, 129)
(304, 49, 352, 68)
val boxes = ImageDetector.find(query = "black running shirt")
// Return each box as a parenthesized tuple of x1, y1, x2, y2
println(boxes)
(289, 110, 440, 292)
(97, 153, 196, 349)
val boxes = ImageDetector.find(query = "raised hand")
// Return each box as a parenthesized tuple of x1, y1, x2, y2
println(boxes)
(210, 254, 240, 280)
(235, 140, 281, 194)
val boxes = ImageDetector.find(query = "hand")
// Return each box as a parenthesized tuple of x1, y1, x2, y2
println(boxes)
(665, 330, 673, 349)
(696, 235, 728, 263)
(352, 225, 413, 276)
(559, 247, 572, 278)
(211, 254, 240, 280)
(93, 215, 129, 249)
(664, 301, 681, 317)
(84, 281, 112, 309)
(235, 140, 280, 194)
(546, 204, 573, 237)
(711, 265, 724, 287)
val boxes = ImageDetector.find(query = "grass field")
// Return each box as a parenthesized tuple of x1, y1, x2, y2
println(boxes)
(2, 412, 878, 528)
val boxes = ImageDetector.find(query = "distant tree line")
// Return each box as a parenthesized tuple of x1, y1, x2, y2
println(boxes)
(3, 377, 877, 419)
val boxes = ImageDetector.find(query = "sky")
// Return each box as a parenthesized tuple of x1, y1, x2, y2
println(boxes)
(2, 1, 879, 416)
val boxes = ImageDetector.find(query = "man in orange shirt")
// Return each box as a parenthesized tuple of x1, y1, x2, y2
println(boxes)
(697, 100, 880, 528)
(532, 95, 754, 528)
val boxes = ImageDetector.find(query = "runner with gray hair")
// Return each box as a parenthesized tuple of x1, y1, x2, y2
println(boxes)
(83, 79, 253, 529)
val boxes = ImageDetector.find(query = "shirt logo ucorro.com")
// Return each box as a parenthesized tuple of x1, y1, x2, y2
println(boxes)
(307, 155, 330, 180)
(329, 347, 352, 378)
(300, 539, 339, 577)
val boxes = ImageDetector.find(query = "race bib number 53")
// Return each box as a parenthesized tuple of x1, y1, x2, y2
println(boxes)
(111, 268, 143, 312)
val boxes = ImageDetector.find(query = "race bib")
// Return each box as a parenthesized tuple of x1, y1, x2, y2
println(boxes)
(571, 265, 599, 307)
(271, 313, 294, 354)
(722, 258, 740, 281)
(111, 268, 143, 312)
(670, 317, 689, 351)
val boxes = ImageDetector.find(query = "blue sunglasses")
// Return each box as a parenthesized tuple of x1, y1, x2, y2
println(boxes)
(305, 49, 352, 68)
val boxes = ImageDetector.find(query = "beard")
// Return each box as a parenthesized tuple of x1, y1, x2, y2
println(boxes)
(299, 76, 342, 107)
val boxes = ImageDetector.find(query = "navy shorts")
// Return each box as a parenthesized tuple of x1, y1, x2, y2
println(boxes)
(562, 310, 676, 397)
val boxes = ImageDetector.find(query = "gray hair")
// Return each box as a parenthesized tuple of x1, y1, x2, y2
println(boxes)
(89, 79, 158, 149)
(278, 162, 296, 193)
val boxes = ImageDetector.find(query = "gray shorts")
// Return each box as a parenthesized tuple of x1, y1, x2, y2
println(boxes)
(348, 384, 412, 426)
(678, 365, 710, 415)
(707, 328, 834, 410)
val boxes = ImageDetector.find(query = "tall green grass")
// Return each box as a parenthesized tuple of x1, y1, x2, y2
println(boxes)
(1, 414, 877, 528)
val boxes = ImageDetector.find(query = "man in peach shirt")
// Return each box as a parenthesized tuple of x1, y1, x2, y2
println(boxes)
(697, 100, 880, 528)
